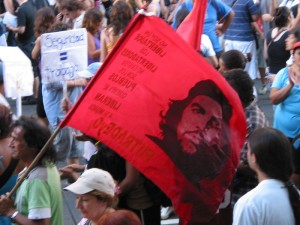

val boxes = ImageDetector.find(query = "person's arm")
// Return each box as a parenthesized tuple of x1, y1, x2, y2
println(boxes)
(289, 3, 300, 32)
(100, 29, 108, 62)
(32, 37, 41, 60)
(263, 36, 268, 61)
(59, 164, 85, 180)
(87, 32, 100, 59)
(134, 0, 151, 10)
(216, 10, 234, 36)
(66, 78, 88, 87)
(206, 55, 218, 68)
(270, 84, 294, 104)
(270, 0, 279, 17)
(261, 13, 273, 22)
(251, 21, 264, 40)
(7, 5, 25, 34)
(116, 161, 139, 196)
(270, 68, 294, 104)
(0, 195, 50, 225)
(6, 24, 25, 34)
(4, 0, 14, 14)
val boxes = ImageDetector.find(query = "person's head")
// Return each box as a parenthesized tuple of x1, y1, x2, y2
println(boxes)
(82, 8, 104, 35)
(219, 50, 249, 73)
(247, 128, 300, 223)
(9, 116, 56, 165)
(0, 104, 12, 140)
(65, 168, 118, 222)
(273, 6, 292, 28)
(97, 210, 142, 225)
(34, 7, 56, 37)
(109, 0, 134, 35)
(58, 0, 85, 19)
(160, 80, 232, 154)
(223, 69, 254, 108)
(285, 27, 300, 50)
(81, 0, 94, 10)
(247, 128, 293, 181)
(292, 41, 300, 65)
(48, 21, 71, 33)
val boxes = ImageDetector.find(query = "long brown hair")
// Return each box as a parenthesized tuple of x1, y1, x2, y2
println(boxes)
(34, 7, 56, 37)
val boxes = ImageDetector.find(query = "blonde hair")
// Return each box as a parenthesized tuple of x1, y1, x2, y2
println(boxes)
(90, 190, 118, 208)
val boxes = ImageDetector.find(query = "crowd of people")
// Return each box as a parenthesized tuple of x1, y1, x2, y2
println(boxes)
(0, 0, 300, 224)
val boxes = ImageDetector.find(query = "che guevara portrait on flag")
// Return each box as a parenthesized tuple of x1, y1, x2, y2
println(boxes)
(147, 80, 232, 189)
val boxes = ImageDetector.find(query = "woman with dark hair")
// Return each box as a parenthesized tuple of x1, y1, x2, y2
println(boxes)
(33, 7, 56, 38)
(285, 27, 300, 65)
(224, 69, 269, 205)
(98, 210, 142, 225)
(32, 7, 56, 125)
(82, 8, 104, 64)
(0, 105, 23, 225)
(100, 0, 134, 62)
(233, 127, 300, 225)
(264, 6, 292, 83)
(270, 41, 300, 188)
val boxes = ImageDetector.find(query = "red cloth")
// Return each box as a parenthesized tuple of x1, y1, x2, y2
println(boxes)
(176, 0, 207, 51)
(60, 13, 246, 224)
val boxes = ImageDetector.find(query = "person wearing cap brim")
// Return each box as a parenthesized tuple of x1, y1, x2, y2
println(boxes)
(270, 41, 300, 189)
(65, 168, 118, 225)
(77, 62, 102, 79)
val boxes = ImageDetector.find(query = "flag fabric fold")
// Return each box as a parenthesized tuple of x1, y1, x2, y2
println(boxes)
(60, 12, 246, 223)
(176, 0, 207, 51)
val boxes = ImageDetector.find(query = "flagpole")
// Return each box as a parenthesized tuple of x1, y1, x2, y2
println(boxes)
(7, 127, 62, 198)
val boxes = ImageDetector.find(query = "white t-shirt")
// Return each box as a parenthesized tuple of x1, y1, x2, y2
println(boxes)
(200, 34, 216, 57)
(73, 13, 85, 29)
(279, 0, 299, 9)
(233, 179, 295, 225)
(0, 93, 10, 108)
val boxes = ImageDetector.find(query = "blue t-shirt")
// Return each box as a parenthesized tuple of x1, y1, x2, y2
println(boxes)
(173, 0, 231, 53)
(272, 67, 300, 138)
(203, 0, 232, 53)
(223, 0, 259, 41)
(171, 0, 193, 29)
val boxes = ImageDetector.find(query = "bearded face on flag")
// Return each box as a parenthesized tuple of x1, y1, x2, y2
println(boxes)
(147, 80, 232, 189)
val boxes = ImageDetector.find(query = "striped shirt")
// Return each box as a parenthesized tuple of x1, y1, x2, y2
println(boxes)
(223, 0, 259, 41)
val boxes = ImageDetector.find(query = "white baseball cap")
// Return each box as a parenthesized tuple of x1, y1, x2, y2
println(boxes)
(77, 62, 102, 78)
(64, 168, 115, 196)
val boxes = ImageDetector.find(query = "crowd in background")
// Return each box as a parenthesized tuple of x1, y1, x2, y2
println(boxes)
(0, 0, 300, 225)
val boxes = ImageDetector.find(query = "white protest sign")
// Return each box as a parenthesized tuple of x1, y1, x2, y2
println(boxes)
(0, 47, 34, 99)
(41, 28, 88, 83)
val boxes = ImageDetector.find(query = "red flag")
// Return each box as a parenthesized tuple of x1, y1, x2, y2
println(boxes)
(60, 13, 246, 223)
(176, 0, 207, 51)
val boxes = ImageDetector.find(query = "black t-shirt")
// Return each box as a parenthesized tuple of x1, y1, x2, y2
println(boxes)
(30, 0, 49, 10)
(266, 29, 290, 74)
(291, 4, 298, 18)
(87, 144, 126, 183)
(17, 1, 36, 44)
(0, 0, 5, 14)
